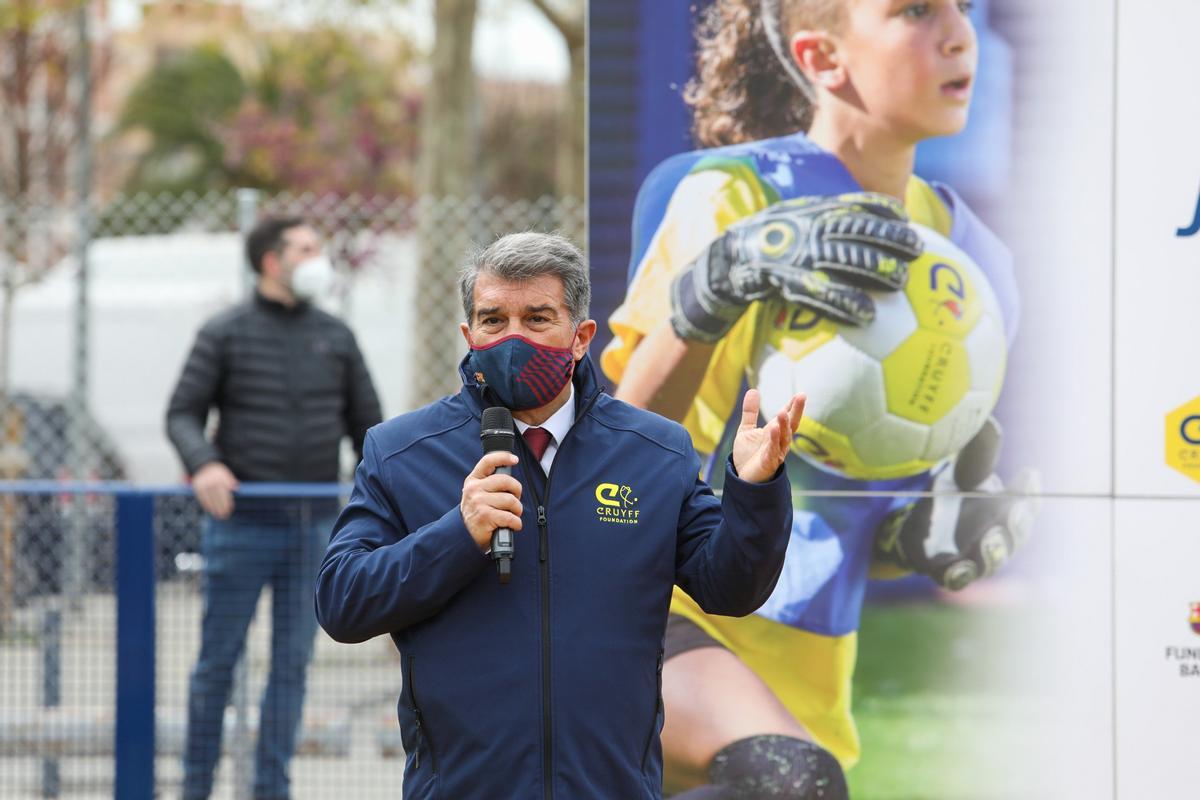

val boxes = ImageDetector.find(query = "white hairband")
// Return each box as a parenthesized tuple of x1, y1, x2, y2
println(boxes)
(759, 0, 817, 103)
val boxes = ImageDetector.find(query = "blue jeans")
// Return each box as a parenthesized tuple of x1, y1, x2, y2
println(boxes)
(182, 502, 334, 800)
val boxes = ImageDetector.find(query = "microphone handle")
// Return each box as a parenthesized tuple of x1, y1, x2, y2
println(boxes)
(491, 463, 515, 583)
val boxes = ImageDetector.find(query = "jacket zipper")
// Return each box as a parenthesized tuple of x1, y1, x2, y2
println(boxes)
(537, 496, 552, 800)
(641, 650, 665, 771)
(519, 389, 601, 800)
(407, 655, 438, 774)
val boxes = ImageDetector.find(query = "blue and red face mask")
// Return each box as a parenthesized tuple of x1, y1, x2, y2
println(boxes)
(468, 334, 576, 411)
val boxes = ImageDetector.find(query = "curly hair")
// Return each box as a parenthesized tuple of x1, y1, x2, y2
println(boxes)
(685, 0, 843, 147)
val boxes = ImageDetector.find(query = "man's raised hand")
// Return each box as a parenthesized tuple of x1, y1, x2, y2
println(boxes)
(731, 389, 806, 484)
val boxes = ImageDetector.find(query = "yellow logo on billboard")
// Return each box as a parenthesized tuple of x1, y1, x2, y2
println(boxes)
(1166, 396, 1200, 484)
(595, 482, 639, 524)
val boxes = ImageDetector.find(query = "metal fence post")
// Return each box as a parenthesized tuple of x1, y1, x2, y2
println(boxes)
(236, 189, 260, 299)
(231, 651, 253, 800)
(231, 186, 257, 798)
(41, 605, 62, 798)
(66, 0, 95, 615)
(115, 491, 155, 800)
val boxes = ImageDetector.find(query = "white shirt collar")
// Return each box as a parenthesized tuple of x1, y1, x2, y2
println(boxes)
(514, 382, 575, 446)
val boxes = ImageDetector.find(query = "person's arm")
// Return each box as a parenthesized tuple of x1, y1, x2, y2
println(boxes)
(673, 390, 803, 616)
(872, 417, 1040, 590)
(613, 192, 919, 421)
(613, 323, 715, 419)
(165, 323, 222, 474)
(343, 332, 383, 460)
(603, 167, 749, 420)
(315, 431, 517, 643)
(166, 323, 240, 518)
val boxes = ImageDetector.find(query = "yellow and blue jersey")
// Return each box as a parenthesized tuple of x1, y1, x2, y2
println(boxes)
(601, 132, 1019, 766)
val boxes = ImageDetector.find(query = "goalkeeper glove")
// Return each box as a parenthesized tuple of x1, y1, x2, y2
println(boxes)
(669, 192, 924, 343)
(874, 417, 1041, 591)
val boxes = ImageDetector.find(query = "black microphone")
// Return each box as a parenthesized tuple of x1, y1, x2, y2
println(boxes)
(480, 406, 517, 583)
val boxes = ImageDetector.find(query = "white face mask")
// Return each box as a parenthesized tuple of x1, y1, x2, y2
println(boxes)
(289, 254, 335, 300)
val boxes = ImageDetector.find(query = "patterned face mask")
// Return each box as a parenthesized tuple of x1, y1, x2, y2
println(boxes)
(468, 333, 576, 411)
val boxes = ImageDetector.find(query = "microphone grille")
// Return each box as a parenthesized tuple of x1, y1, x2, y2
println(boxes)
(480, 406, 515, 454)
(481, 406, 513, 431)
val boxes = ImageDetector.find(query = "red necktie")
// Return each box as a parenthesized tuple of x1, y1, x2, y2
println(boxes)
(523, 427, 552, 462)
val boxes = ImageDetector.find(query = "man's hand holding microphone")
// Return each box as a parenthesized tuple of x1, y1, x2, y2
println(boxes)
(460, 453, 523, 546)
(461, 408, 524, 582)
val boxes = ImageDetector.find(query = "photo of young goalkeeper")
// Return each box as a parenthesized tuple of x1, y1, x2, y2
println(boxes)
(599, 0, 1041, 796)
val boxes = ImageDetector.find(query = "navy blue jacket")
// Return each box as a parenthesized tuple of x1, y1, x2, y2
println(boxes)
(315, 355, 792, 799)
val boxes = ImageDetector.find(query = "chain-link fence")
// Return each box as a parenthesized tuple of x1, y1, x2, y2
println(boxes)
(1, 485, 418, 799)
(1, 190, 584, 484)
(0, 190, 584, 798)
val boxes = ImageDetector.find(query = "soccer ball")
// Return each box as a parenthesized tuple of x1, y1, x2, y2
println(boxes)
(751, 224, 1007, 480)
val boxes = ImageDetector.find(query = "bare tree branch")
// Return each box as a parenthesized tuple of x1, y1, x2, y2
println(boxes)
(525, 0, 583, 49)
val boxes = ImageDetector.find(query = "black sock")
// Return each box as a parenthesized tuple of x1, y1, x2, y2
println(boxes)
(671, 735, 849, 799)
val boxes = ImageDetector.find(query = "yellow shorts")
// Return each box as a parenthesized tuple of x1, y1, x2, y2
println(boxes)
(669, 587, 862, 768)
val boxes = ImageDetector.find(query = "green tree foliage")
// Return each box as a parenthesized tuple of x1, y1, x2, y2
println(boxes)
(117, 46, 245, 194)
(113, 9, 573, 203)
(116, 25, 419, 198)
(222, 26, 420, 196)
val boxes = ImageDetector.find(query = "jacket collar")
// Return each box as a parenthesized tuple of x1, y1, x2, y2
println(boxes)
(458, 351, 605, 422)
(254, 290, 310, 316)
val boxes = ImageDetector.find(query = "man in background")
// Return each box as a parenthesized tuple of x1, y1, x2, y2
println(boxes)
(166, 216, 382, 800)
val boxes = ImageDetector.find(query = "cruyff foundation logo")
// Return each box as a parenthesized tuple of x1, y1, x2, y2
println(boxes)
(1165, 396, 1200, 485)
(595, 482, 640, 525)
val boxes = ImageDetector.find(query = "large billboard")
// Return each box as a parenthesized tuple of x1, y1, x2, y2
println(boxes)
(585, 0, 1159, 796)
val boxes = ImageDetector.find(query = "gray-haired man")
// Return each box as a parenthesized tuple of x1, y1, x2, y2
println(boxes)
(315, 232, 807, 798)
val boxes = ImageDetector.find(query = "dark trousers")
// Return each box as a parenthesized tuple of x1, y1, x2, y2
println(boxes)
(182, 505, 333, 800)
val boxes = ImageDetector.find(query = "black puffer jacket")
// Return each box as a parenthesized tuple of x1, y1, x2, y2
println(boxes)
(166, 292, 382, 482)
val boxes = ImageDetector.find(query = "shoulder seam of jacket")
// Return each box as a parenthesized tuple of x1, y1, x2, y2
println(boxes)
(213, 299, 258, 325)
(376, 407, 474, 461)
(204, 301, 260, 339)
(586, 406, 689, 458)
